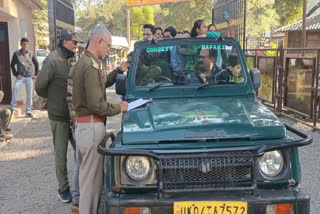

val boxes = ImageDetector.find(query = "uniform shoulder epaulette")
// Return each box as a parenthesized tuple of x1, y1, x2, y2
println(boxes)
(90, 57, 100, 70)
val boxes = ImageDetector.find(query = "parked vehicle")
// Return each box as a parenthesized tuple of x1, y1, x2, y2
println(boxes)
(99, 37, 312, 214)
(36, 49, 49, 70)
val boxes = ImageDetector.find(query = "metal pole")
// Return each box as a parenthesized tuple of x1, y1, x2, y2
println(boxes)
(53, 0, 57, 49)
(243, 0, 247, 50)
(302, 0, 307, 53)
(48, 0, 56, 51)
(127, 8, 131, 49)
(313, 50, 320, 129)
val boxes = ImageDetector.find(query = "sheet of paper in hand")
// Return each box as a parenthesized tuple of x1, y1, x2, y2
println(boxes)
(128, 98, 152, 111)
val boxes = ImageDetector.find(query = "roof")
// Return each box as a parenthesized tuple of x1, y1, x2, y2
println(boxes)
(277, 13, 320, 32)
(23, 0, 42, 10)
(307, 0, 320, 16)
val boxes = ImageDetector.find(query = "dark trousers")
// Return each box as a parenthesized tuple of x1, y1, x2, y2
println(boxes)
(49, 119, 76, 190)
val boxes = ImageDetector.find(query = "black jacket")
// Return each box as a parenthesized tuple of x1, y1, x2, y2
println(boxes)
(11, 49, 39, 77)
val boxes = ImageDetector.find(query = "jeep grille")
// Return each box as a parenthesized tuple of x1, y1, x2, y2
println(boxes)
(160, 153, 254, 192)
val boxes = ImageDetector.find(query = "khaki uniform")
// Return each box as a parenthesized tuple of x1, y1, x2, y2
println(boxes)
(72, 50, 121, 214)
(69, 66, 123, 205)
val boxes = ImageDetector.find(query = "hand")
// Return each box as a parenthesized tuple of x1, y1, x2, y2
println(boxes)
(147, 35, 154, 41)
(175, 34, 184, 39)
(17, 75, 22, 80)
(120, 101, 128, 113)
(118, 62, 128, 73)
(228, 18, 235, 26)
(32, 76, 37, 80)
(71, 112, 76, 123)
(42, 99, 48, 110)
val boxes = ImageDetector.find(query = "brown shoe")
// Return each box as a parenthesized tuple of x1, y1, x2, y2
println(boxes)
(71, 201, 79, 214)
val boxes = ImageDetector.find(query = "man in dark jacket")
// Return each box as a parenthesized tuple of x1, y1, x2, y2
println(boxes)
(10, 38, 39, 117)
(35, 29, 78, 203)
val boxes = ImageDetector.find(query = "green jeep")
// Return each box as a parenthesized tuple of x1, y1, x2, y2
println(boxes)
(98, 37, 312, 214)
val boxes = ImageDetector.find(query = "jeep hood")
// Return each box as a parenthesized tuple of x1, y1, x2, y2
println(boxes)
(122, 98, 286, 144)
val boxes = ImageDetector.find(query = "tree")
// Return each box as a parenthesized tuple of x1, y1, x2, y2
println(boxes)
(131, 6, 155, 40)
(156, 0, 213, 32)
(274, 0, 310, 25)
(246, 0, 279, 37)
(73, 0, 127, 40)
(33, 0, 49, 48)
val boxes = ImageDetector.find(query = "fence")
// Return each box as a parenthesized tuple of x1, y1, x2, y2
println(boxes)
(245, 47, 320, 130)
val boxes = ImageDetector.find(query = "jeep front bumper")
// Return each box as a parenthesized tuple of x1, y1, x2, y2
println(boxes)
(103, 189, 310, 214)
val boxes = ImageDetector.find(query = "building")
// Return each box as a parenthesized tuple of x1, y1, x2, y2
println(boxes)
(0, 0, 41, 104)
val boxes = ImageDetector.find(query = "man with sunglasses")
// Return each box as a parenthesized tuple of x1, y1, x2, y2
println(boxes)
(35, 29, 79, 203)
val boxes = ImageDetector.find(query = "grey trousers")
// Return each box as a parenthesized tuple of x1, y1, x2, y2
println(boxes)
(49, 119, 76, 191)
(75, 119, 105, 214)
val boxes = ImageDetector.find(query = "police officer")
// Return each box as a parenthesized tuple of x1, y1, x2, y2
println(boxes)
(70, 42, 129, 214)
(72, 24, 128, 214)
(35, 29, 78, 203)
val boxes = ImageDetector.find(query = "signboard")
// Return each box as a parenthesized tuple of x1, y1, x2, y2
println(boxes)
(48, 0, 75, 50)
(247, 36, 271, 49)
(127, 0, 190, 7)
(56, 0, 75, 29)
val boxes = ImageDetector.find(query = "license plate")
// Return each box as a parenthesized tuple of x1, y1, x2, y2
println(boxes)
(174, 201, 248, 214)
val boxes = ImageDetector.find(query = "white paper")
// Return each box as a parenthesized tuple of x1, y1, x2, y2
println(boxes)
(128, 98, 152, 111)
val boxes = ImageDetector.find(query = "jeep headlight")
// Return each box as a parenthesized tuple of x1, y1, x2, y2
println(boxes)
(259, 150, 284, 178)
(126, 156, 151, 180)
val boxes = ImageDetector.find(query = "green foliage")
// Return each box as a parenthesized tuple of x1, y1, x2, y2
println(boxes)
(246, 0, 279, 37)
(266, 42, 279, 56)
(72, 0, 309, 43)
(156, 0, 212, 32)
(273, 0, 310, 25)
(246, 0, 310, 37)
(131, 6, 155, 40)
(33, 0, 49, 48)
(73, 0, 127, 40)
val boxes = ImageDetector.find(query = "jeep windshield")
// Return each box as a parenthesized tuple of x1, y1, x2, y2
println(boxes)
(134, 40, 245, 89)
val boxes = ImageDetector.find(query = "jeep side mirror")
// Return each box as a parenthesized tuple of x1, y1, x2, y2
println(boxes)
(250, 68, 261, 90)
(115, 74, 127, 96)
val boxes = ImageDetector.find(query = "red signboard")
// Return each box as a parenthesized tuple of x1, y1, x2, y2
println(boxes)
(127, 0, 190, 7)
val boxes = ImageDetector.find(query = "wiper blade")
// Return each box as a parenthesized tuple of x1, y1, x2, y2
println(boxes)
(195, 80, 237, 90)
(148, 80, 187, 91)
(147, 81, 171, 92)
